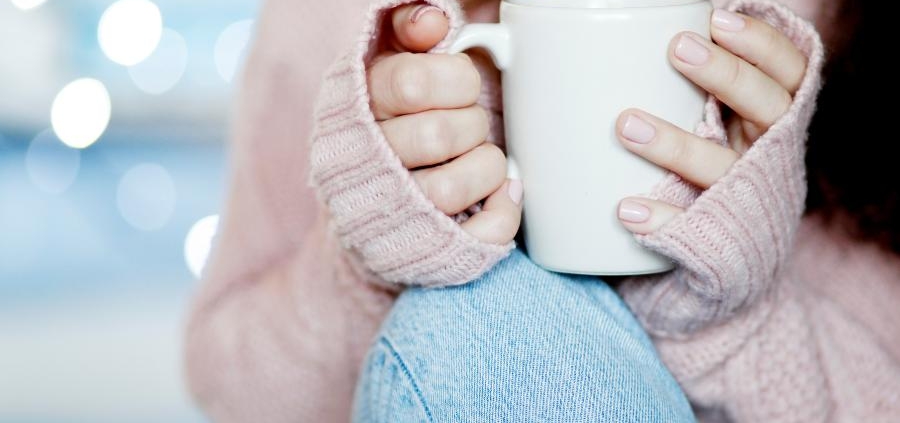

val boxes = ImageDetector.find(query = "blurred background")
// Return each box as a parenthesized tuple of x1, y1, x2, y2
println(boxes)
(0, 0, 259, 421)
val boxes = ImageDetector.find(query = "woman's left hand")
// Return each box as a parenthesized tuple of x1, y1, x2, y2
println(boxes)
(616, 9, 808, 234)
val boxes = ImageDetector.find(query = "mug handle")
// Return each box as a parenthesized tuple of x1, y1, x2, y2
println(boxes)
(448, 24, 512, 71)
(447, 24, 519, 179)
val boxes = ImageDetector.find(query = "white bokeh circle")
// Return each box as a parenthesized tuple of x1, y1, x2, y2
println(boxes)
(98, 0, 163, 66)
(116, 163, 177, 231)
(25, 129, 81, 195)
(184, 215, 220, 278)
(214, 20, 255, 83)
(51, 79, 111, 150)
(11, 0, 47, 10)
(128, 28, 189, 95)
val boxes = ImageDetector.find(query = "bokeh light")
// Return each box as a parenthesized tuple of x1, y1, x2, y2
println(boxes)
(10, 0, 46, 10)
(128, 28, 189, 95)
(214, 19, 254, 83)
(1, 1, 257, 421)
(116, 163, 177, 231)
(98, 0, 163, 66)
(25, 129, 81, 194)
(50, 78, 111, 149)
(184, 215, 219, 278)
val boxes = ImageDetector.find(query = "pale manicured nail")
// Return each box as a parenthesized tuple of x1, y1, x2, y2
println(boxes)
(619, 200, 651, 223)
(712, 9, 746, 32)
(675, 34, 710, 66)
(622, 115, 656, 144)
(410, 5, 444, 23)
(507, 179, 524, 205)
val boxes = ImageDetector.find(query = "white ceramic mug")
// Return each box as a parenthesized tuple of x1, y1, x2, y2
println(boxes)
(450, 0, 712, 275)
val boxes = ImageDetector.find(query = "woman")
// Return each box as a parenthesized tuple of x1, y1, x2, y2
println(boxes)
(185, 0, 899, 421)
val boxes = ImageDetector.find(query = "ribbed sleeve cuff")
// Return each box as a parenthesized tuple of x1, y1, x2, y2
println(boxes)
(309, 0, 513, 287)
(622, 0, 826, 336)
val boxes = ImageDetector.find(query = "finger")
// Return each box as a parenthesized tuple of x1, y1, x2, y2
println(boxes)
(618, 197, 685, 235)
(461, 179, 524, 245)
(412, 143, 507, 215)
(669, 32, 793, 133)
(391, 4, 450, 53)
(710, 9, 807, 94)
(369, 52, 480, 120)
(617, 109, 741, 189)
(381, 106, 489, 168)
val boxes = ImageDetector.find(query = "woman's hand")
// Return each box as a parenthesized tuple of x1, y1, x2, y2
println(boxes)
(368, 4, 522, 245)
(617, 9, 807, 234)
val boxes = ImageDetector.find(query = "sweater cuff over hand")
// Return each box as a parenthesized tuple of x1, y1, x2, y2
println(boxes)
(621, 0, 826, 337)
(309, 0, 512, 287)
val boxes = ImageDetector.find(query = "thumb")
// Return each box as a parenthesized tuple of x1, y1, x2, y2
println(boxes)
(391, 3, 450, 53)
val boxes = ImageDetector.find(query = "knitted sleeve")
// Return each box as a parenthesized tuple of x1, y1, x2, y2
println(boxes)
(309, 0, 512, 287)
(619, 0, 825, 336)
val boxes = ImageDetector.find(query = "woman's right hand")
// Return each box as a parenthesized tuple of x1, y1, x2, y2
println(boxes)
(367, 4, 522, 245)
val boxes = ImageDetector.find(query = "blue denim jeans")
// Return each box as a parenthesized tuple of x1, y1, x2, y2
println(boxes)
(353, 250, 695, 423)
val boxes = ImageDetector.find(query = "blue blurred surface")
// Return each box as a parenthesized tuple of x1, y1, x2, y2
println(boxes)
(0, 0, 260, 420)
(0, 131, 225, 422)
(0, 130, 225, 300)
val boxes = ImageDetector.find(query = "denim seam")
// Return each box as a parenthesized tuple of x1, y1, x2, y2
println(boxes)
(379, 336, 434, 423)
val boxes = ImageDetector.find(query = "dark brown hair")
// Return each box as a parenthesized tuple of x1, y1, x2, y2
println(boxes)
(805, 0, 899, 253)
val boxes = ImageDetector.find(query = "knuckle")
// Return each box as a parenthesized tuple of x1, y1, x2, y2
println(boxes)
(426, 175, 464, 212)
(391, 55, 431, 108)
(455, 56, 482, 99)
(455, 52, 474, 64)
(479, 142, 504, 160)
(666, 136, 693, 168)
(479, 143, 508, 178)
(472, 106, 491, 139)
(726, 58, 744, 88)
(771, 89, 794, 123)
(763, 24, 783, 55)
(415, 114, 452, 160)
(780, 90, 794, 112)
(787, 66, 805, 95)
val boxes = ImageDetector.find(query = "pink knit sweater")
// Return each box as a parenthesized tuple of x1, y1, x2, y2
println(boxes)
(185, 0, 900, 421)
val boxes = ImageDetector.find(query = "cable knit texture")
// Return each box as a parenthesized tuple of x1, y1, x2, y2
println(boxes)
(186, 0, 900, 421)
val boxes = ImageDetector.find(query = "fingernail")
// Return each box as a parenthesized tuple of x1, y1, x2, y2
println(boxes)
(712, 9, 746, 32)
(410, 5, 444, 24)
(675, 34, 710, 66)
(619, 200, 651, 224)
(622, 115, 656, 144)
(507, 179, 524, 205)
